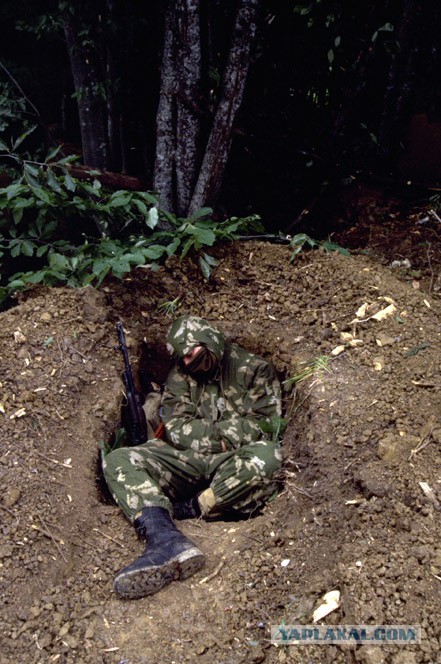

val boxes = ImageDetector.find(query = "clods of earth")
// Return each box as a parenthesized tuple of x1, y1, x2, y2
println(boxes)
(0, 193, 440, 663)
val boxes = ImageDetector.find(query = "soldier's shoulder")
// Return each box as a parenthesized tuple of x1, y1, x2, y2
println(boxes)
(228, 342, 269, 368)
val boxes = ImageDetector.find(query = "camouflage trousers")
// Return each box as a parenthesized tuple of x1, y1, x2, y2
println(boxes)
(102, 438, 282, 523)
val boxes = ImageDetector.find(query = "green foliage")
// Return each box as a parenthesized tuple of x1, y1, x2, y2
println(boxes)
(289, 233, 349, 261)
(0, 82, 34, 136)
(259, 416, 287, 444)
(0, 142, 262, 305)
(0, 140, 159, 236)
(99, 427, 127, 460)
(157, 296, 182, 317)
(283, 355, 331, 390)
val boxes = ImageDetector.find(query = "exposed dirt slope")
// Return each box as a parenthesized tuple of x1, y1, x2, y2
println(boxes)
(0, 232, 440, 664)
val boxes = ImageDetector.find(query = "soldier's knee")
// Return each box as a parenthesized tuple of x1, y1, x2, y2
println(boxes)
(239, 442, 282, 478)
(102, 446, 130, 477)
(260, 449, 282, 478)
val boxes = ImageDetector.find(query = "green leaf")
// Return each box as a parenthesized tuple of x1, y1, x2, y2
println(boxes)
(32, 186, 53, 204)
(12, 196, 34, 209)
(45, 145, 62, 162)
(290, 233, 317, 248)
(20, 240, 35, 257)
(146, 206, 159, 229)
(110, 261, 131, 278)
(159, 208, 178, 225)
(6, 183, 26, 200)
(142, 244, 166, 260)
(24, 163, 40, 188)
(124, 252, 146, 266)
(92, 258, 110, 276)
(180, 237, 195, 259)
(46, 168, 63, 193)
(7, 278, 26, 290)
(321, 240, 350, 255)
(36, 244, 49, 257)
(166, 238, 180, 256)
(134, 199, 147, 216)
(57, 154, 80, 165)
(199, 256, 212, 280)
(109, 192, 132, 207)
(136, 191, 158, 205)
(63, 171, 76, 192)
(189, 226, 216, 246)
(378, 22, 394, 32)
(201, 252, 219, 267)
(9, 240, 21, 257)
(13, 125, 37, 151)
(48, 252, 71, 271)
(189, 207, 213, 220)
(23, 270, 47, 284)
(12, 208, 24, 223)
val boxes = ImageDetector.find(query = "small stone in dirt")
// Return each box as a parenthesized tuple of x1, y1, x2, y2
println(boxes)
(3, 488, 21, 507)
(375, 333, 396, 347)
(40, 312, 52, 322)
(354, 466, 390, 498)
(0, 545, 13, 559)
(390, 653, 417, 664)
(377, 432, 417, 464)
(355, 645, 386, 664)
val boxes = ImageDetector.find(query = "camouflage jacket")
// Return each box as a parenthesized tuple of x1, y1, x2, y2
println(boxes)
(161, 316, 282, 454)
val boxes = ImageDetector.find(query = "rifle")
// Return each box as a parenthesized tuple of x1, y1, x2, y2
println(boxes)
(116, 322, 148, 445)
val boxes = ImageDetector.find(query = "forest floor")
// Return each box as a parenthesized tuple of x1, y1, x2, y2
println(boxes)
(0, 183, 440, 664)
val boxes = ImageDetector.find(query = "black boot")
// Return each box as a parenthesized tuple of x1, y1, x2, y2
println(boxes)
(113, 507, 205, 599)
(172, 495, 201, 520)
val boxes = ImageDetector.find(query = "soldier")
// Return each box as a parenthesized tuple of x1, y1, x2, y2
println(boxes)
(103, 315, 283, 599)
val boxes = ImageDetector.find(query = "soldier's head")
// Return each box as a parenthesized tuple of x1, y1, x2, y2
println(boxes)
(166, 316, 225, 380)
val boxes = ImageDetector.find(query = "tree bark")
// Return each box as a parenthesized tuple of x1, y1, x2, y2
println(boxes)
(175, 0, 201, 216)
(105, 0, 123, 172)
(62, 6, 110, 170)
(153, 2, 178, 213)
(378, 0, 422, 158)
(188, 0, 261, 215)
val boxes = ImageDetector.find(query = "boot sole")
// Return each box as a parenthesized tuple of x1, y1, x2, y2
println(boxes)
(113, 547, 205, 600)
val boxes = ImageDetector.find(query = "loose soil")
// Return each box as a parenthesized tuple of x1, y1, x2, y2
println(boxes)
(1, 185, 440, 664)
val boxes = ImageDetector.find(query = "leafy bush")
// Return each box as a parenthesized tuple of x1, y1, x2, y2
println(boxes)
(0, 140, 262, 305)
(289, 233, 350, 260)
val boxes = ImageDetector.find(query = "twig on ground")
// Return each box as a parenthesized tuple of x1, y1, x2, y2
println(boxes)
(409, 419, 435, 461)
(37, 515, 68, 563)
(285, 478, 313, 499)
(93, 527, 125, 548)
(426, 242, 435, 293)
(0, 504, 17, 517)
(34, 450, 72, 468)
(199, 560, 224, 584)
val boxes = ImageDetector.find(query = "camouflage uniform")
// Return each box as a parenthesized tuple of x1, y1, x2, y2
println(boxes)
(103, 316, 282, 522)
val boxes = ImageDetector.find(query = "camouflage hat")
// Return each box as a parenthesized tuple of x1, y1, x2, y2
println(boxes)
(166, 316, 225, 360)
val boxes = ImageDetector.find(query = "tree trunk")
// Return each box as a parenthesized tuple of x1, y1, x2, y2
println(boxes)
(188, 0, 261, 215)
(378, 0, 422, 158)
(154, 2, 178, 213)
(62, 7, 110, 170)
(154, 0, 202, 216)
(175, 0, 201, 216)
(105, 0, 123, 172)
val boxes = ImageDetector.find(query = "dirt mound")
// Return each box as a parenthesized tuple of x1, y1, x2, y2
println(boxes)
(0, 238, 440, 663)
